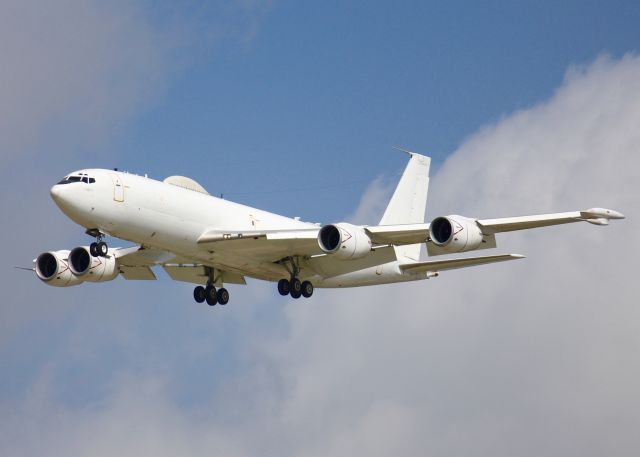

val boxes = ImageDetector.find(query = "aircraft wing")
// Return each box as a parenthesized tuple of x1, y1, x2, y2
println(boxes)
(400, 254, 525, 273)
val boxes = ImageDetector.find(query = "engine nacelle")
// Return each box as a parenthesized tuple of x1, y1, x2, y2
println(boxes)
(318, 223, 372, 260)
(429, 215, 484, 253)
(35, 250, 84, 287)
(68, 246, 119, 282)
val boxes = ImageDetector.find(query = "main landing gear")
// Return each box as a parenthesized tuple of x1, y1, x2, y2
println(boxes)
(277, 256, 314, 299)
(277, 278, 314, 299)
(193, 285, 230, 306)
(193, 267, 230, 307)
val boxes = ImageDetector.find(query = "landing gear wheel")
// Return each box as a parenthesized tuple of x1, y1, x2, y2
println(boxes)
(290, 278, 302, 299)
(193, 286, 206, 303)
(96, 241, 108, 257)
(301, 281, 314, 298)
(90, 242, 98, 257)
(217, 288, 229, 305)
(278, 279, 291, 296)
(205, 285, 217, 306)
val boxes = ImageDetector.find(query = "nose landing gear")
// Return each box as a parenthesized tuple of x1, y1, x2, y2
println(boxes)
(86, 229, 108, 257)
(89, 241, 108, 257)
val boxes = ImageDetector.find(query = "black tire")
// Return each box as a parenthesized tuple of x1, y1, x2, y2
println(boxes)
(277, 279, 290, 296)
(290, 278, 302, 299)
(89, 242, 98, 257)
(217, 288, 229, 305)
(301, 281, 314, 298)
(97, 241, 108, 257)
(205, 285, 217, 306)
(193, 286, 206, 303)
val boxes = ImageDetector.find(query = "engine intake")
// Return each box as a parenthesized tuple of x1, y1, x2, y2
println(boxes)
(429, 215, 484, 253)
(35, 250, 84, 287)
(318, 223, 372, 260)
(68, 246, 119, 282)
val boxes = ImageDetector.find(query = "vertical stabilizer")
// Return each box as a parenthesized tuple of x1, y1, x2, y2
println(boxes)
(379, 152, 430, 261)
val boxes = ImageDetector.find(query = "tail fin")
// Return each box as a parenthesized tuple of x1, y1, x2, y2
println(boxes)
(379, 151, 430, 261)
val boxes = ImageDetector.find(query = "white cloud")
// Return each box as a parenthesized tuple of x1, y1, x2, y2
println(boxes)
(3, 53, 640, 456)
(0, 0, 177, 165)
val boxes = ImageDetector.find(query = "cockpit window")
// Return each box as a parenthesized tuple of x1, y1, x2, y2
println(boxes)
(57, 174, 96, 185)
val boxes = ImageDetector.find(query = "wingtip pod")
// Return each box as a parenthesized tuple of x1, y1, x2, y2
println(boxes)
(581, 208, 625, 221)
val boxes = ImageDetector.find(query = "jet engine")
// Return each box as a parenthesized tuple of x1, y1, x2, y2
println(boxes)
(318, 223, 372, 260)
(429, 215, 485, 253)
(68, 246, 119, 282)
(35, 250, 84, 287)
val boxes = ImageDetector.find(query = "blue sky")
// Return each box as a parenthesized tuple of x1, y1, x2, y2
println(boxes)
(1, 2, 639, 456)
(101, 1, 640, 219)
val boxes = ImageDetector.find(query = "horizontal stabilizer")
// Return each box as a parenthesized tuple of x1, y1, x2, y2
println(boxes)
(400, 254, 525, 273)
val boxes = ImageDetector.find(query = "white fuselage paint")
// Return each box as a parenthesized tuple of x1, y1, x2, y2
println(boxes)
(50, 169, 426, 288)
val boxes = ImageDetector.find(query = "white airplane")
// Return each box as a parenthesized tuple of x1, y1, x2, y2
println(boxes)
(32, 152, 624, 306)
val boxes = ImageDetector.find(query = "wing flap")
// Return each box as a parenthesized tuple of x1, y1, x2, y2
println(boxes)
(163, 265, 246, 285)
(197, 228, 319, 244)
(196, 228, 323, 259)
(120, 266, 157, 280)
(400, 254, 525, 273)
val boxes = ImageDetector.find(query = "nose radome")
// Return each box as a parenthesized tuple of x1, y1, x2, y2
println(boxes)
(50, 184, 68, 207)
(50, 184, 60, 200)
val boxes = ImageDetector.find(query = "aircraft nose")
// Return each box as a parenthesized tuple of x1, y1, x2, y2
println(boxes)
(50, 184, 69, 207)
(50, 184, 61, 201)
